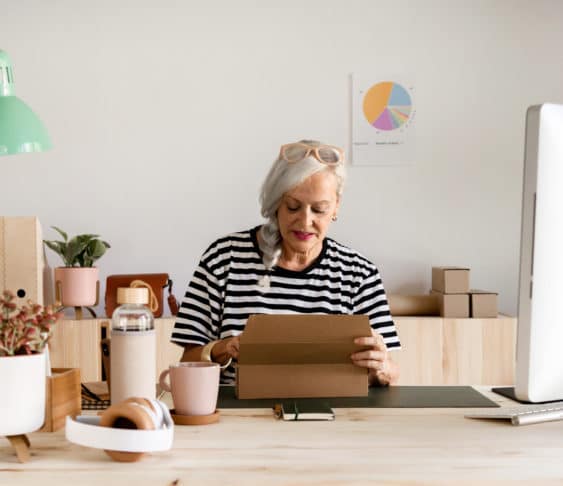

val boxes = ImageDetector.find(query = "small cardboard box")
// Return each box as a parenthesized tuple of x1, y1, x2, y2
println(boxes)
(41, 368, 81, 432)
(237, 315, 372, 399)
(431, 290, 470, 318)
(389, 294, 440, 316)
(470, 290, 498, 318)
(432, 266, 470, 294)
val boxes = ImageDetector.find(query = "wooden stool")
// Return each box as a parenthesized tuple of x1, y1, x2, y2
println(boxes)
(56, 305, 97, 320)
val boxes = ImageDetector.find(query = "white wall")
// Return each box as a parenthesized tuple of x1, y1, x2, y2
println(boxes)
(1, 0, 562, 315)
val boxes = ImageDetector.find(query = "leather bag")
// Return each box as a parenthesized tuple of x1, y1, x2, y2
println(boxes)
(105, 273, 179, 318)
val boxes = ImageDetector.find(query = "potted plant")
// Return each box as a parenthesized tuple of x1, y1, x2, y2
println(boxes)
(0, 290, 61, 437)
(44, 227, 110, 307)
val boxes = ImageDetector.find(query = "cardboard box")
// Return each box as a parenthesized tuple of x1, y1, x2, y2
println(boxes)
(432, 266, 470, 294)
(470, 290, 498, 318)
(389, 294, 440, 316)
(0, 216, 53, 306)
(41, 368, 81, 432)
(237, 315, 372, 399)
(431, 290, 470, 318)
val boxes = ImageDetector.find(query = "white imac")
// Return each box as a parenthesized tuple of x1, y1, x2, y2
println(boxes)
(513, 103, 563, 403)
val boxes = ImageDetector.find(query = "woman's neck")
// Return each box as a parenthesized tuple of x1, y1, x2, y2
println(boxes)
(278, 240, 323, 271)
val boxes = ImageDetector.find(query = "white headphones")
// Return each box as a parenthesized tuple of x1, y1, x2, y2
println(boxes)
(66, 397, 174, 462)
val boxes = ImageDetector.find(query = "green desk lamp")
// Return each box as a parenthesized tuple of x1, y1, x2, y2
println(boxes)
(0, 50, 51, 156)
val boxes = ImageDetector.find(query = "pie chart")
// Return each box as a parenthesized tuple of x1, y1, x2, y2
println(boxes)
(363, 82, 412, 131)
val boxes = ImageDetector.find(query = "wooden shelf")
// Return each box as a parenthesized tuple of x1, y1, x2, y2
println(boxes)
(49, 316, 516, 385)
(49, 318, 182, 382)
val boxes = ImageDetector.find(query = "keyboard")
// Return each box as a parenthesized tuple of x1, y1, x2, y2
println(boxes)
(465, 402, 563, 425)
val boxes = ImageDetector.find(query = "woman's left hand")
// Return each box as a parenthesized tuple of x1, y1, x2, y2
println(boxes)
(351, 329, 399, 386)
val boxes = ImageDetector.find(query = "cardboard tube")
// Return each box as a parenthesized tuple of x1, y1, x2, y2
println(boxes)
(388, 294, 440, 316)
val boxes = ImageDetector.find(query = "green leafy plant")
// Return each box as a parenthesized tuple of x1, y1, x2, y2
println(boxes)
(0, 290, 61, 356)
(43, 226, 110, 267)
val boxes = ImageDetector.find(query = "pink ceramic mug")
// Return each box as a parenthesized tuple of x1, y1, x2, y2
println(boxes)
(159, 362, 220, 416)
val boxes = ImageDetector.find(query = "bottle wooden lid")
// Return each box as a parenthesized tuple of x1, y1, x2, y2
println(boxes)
(117, 287, 148, 305)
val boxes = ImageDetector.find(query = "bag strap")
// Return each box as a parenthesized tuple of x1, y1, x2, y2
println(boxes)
(166, 279, 179, 316)
(118, 276, 179, 316)
(130, 279, 159, 313)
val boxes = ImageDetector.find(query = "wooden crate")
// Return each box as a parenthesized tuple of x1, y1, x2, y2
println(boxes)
(41, 368, 81, 432)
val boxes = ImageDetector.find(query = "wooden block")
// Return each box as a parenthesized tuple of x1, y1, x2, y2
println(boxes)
(41, 368, 81, 432)
(442, 318, 483, 384)
(156, 317, 183, 378)
(49, 319, 102, 382)
(393, 318, 443, 385)
(442, 317, 516, 385)
(481, 317, 516, 385)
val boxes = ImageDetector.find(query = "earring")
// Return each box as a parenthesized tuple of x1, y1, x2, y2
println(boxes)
(332, 215, 338, 222)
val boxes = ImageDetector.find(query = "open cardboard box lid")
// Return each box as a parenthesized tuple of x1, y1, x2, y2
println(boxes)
(237, 314, 373, 399)
(239, 314, 372, 364)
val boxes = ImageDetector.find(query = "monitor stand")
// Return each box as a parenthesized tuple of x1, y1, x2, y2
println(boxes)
(492, 387, 563, 404)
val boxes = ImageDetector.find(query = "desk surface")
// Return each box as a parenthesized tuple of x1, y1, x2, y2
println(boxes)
(2, 387, 563, 485)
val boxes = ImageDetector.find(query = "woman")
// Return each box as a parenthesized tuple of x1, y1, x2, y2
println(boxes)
(171, 140, 400, 385)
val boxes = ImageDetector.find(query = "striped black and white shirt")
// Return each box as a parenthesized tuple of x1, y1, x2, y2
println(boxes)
(171, 226, 400, 384)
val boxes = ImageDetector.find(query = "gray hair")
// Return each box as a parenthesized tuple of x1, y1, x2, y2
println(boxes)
(257, 140, 346, 289)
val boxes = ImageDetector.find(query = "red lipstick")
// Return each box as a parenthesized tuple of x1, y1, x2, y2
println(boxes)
(293, 231, 314, 241)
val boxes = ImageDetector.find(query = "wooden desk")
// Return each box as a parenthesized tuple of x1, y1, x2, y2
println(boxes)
(1, 388, 562, 484)
(49, 316, 516, 386)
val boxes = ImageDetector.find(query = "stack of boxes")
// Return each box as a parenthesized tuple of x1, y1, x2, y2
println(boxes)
(431, 266, 498, 318)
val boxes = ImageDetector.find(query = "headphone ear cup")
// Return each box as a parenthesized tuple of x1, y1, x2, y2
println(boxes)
(99, 397, 157, 462)
(122, 397, 161, 428)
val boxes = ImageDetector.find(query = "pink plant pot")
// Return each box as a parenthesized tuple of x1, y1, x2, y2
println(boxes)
(54, 267, 99, 306)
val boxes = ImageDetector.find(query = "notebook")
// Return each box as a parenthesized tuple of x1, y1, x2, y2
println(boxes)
(275, 400, 335, 421)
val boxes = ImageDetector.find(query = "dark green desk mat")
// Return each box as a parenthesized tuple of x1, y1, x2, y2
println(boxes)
(218, 385, 499, 409)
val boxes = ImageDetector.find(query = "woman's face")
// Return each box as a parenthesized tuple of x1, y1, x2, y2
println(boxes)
(277, 170, 340, 255)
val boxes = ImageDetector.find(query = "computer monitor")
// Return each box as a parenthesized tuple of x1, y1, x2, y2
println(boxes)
(513, 103, 563, 403)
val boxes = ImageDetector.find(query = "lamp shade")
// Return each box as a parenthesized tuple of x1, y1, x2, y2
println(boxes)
(0, 50, 51, 156)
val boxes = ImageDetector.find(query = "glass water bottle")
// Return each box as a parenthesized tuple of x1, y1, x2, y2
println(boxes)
(110, 287, 156, 404)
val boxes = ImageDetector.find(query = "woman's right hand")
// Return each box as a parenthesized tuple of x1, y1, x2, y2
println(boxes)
(212, 335, 241, 362)
(224, 336, 240, 360)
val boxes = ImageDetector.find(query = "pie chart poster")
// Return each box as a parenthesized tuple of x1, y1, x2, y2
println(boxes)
(352, 75, 416, 166)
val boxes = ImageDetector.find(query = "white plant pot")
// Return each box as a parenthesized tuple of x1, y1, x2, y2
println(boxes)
(0, 353, 46, 436)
